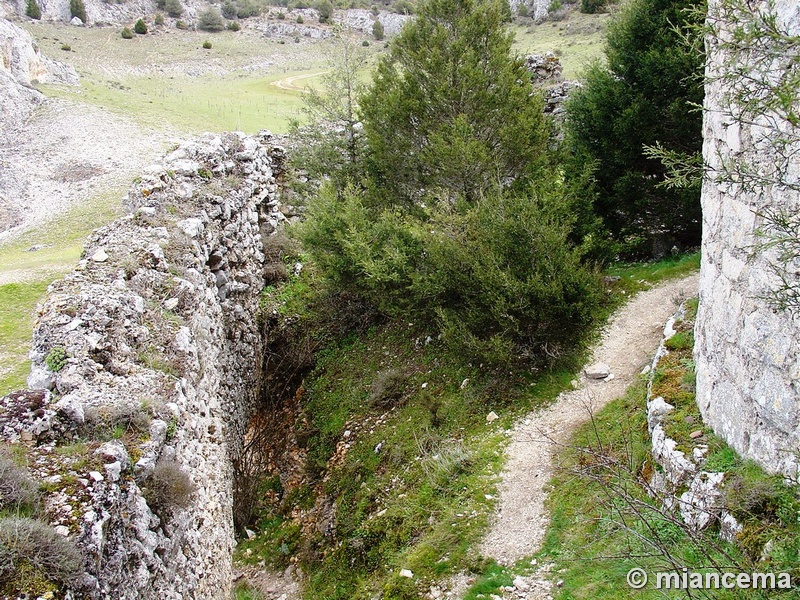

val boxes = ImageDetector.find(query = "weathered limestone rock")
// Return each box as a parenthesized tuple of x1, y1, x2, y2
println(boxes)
(646, 301, 741, 537)
(584, 362, 611, 379)
(0, 17, 79, 134)
(0, 131, 287, 599)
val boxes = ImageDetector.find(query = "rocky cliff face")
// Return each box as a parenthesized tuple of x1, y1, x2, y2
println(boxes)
(0, 17, 78, 231)
(6, 0, 156, 24)
(695, 0, 800, 479)
(0, 17, 77, 133)
(1, 131, 287, 598)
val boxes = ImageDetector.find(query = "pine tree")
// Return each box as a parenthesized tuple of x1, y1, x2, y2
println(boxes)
(359, 0, 550, 206)
(134, 18, 148, 34)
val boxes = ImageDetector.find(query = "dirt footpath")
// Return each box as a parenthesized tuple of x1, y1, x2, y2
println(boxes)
(480, 275, 699, 568)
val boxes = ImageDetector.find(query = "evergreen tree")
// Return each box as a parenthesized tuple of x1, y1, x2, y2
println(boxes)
(564, 0, 705, 256)
(69, 0, 87, 22)
(164, 0, 184, 18)
(315, 0, 333, 22)
(359, 0, 550, 206)
(297, 0, 601, 365)
(371, 18, 384, 40)
(198, 6, 225, 31)
(25, 0, 42, 20)
(134, 18, 148, 34)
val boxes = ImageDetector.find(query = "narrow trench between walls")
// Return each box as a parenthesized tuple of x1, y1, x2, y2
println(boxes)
(0, 131, 321, 599)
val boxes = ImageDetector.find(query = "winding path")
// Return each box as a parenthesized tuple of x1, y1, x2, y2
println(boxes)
(479, 275, 699, 573)
(271, 70, 329, 92)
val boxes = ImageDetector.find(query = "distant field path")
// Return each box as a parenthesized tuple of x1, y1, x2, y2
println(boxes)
(271, 70, 329, 92)
(478, 275, 699, 595)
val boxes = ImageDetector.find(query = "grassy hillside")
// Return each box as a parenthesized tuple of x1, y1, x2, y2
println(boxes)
(233, 253, 700, 599)
(26, 22, 365, 134)
(513, 9, 610, 78)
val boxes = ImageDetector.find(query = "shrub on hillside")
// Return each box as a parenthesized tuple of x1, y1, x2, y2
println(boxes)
(299, 182, 602, 366)
(227, 20, 241, 30)
(236, 0, 261, 18)
(222, 0, 238, 18)
(145, 458, 196, 512)
(0, 518, 83, 595)
(296, 14, 304, 22)
(202, 39, 213, 48)
(25, 0, 41, 20)
(165, 0, 184, 17)
(315, 0, 333, 22)
(134, 18, 148, 33)
(69, 0, 87, 22)
(175, 18, 189, 28)
(154, 12, 165, 25)
(371, 18, 384, 40)
(0, 457, 38, 512)
(198, 6, 225, 31)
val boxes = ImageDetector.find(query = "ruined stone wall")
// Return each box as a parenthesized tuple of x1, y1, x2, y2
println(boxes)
(695, 0, 800, 479)
(0, 131, 286, 598)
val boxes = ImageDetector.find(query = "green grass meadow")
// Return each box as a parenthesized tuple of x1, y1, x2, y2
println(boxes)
(0, 190, 124, 395)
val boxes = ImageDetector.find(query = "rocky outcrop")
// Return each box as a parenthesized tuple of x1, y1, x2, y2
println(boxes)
(525, 53, 580, 129)
(0, 17, 78, 232)
(254, 8, 409, 41)
(646, 303, 741, 540)
(7, 0, 158, 24)
(695, 0, 800, 480)
(0, 17, 77, 134)
(1, 131, 287, 598)
(335, 8, 410, 37)
(509, 0, 549, 20)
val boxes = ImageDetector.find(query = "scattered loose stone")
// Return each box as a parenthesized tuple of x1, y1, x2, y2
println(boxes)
(584, 362, 611, 379)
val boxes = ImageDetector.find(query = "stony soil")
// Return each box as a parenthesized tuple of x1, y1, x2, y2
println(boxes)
(0, 97, 171, 247)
